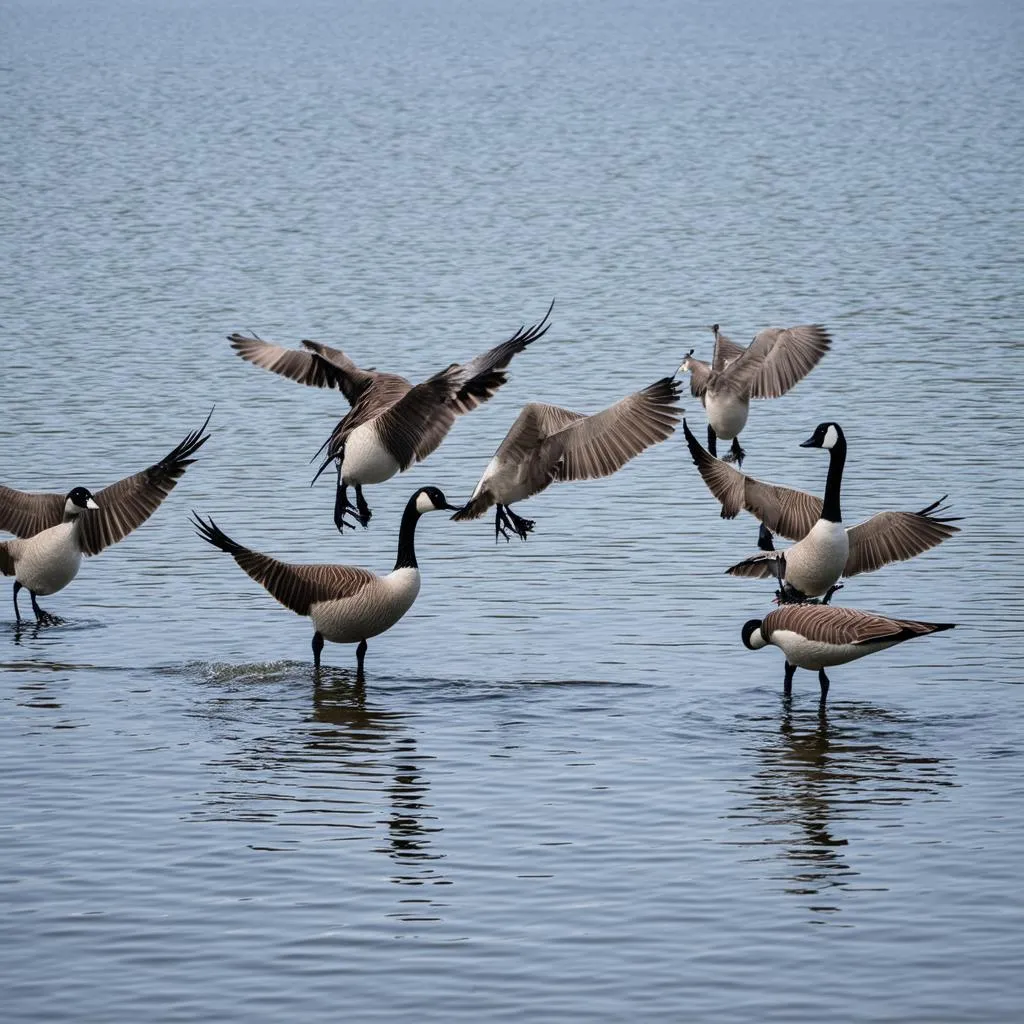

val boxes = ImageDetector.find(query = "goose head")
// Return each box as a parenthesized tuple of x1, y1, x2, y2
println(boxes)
(676, 347, 697, 375)
(413, 486, 460, 515)
(799, 422, 845, 450)
(65, 487, 99, 517)
(741, 619, 768, 651)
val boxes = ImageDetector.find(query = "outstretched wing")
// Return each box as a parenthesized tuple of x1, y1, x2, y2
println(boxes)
(712, 329, 747, 371)
(193, 513, 375, 615)
(844, 496, 961, 577)
(76, 414, 212, 556)
(682, 419, 822, 540)
(445, 300, 554, 415)
(725, 324, 831, 399)
(228, 333, 378, 404)
(0, 487, 65, 539)
(549, 377, 682, 482)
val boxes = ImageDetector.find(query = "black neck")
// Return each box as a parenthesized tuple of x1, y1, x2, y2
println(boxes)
(394, 495, 423, 570)
(821, 435, 846, 523)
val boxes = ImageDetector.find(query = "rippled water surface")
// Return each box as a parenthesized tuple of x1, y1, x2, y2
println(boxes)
(2, 0, 1023, 1020)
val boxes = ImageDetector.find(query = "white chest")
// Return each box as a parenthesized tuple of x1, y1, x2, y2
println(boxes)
(705, 389, 749, 439)
(784, 519, 850, 597)
(342, 422, 402, 485)
(14, 522, 83, 596)
(310, 567, 421, 643)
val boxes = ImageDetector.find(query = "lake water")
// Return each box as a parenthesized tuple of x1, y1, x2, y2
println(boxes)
(2, 0, 1023, 1019)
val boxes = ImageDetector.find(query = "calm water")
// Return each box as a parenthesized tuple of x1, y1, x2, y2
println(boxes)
(2, 0, 1023, 1019)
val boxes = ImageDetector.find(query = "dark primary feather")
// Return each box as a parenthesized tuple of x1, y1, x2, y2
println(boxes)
(192, 513, 375, 615)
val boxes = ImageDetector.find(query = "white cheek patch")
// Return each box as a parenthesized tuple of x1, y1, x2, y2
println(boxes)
(415, 492, 435, 514)
(822, 424, 839, 449)
(86, 498, 99, 510)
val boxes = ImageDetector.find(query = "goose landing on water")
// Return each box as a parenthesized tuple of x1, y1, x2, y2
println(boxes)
(451, 377, 682, 541)
(0, 414, 212, 625)
(192, 487, 458, 678)
(742, 603, 955, 703)
(677, 323, 831, 465)
(229, 302, 553, 532)
(683, 419, 961, 603)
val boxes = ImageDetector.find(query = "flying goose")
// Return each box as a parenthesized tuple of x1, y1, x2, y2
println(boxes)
(0, 414, 212, 625)
(683, 419, 961, 602)
(677, 323, 831, 465)
(452, 377, 682, 540)
(192, 486, 458, 676)
(228, 302, 553, 532)
(742, 603, 955, 702)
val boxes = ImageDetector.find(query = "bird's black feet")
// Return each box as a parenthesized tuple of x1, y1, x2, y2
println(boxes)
(30, 593, 63, 627)
(494, 504, 534, 542)
(774, 583, 808, 605)
(354, 486, 372, 529)
(707, 425, 718, 459)
(334, 483, 368, 532)
(722, 437, 746, 466)
(821, 583, 844, 605)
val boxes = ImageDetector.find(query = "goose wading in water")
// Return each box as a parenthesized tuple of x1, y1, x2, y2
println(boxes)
(677, 322, 831, 466)
(192, 486, 459, 677)
(228, 302, 553, 532)
(0, 413, 212, 625)
(683, 419, 961, 603)
(451, 376, 682, 541)
(742, 603, 956, 702)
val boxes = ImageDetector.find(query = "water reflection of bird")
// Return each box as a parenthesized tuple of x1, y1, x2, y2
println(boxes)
(194, 668, 448, 889)
(729, 699, 955, 917)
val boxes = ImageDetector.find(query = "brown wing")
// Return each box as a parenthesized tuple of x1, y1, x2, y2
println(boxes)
(726, 551, 781, 580)
(373, 368, 463, 469)
(844, 496, 961, 578)
(549, 377, 681, 483)
(725, 324, 831, 399)
(228, 333, 374, 401)
(0, 487, 65, 539)
(447, 300, 553, 415)
(494, 403, 586, 464)
(77, 414, 212, 557)
(192, 514, 375, 614)
(682, 419, 822, 539)
(712, 329, 747, 371)
(763, 604, 954, 645)
(685, 356, 713, 400)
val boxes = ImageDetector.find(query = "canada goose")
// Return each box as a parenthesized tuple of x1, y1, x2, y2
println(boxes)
(0, 414, 212, 625)
(683, 419, 961, 602)
(742, 603, 956, 702)
(228, 302, 553, 532)
(452, 377, 682, 540)
(192, 486, 458, 677)
(677, 323, 831, 465)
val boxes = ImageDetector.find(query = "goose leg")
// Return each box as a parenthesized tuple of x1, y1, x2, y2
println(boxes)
(312, 631, 324, 671)
(707, 424, 718, 459)
(494, 504, 530, 543)
(818, 668, 830, 704)
(354, 485, 372, 528)
(13, 580, 22, 623)
(355, 639, 368, 682)
(333, 474, 361, 532)
(724, 436, 746, 466)
(30, 591, 62, 626)
(503, 505, 534, 541)
(783, 662, 796, 696)
(821, 583, 844, 605)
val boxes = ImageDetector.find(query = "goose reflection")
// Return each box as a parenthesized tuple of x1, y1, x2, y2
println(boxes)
(193, 666, 447, 889)
(729, 695, 955, 917)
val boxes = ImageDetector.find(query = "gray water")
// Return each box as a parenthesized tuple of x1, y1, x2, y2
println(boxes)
(2, 0, 1023, 1019)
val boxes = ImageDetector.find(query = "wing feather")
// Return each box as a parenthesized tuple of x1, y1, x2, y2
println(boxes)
(0, 487, 65, 539)
(844, 498, 961, 577)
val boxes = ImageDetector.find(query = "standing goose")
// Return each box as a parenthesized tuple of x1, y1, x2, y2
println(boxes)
(742, 604, 955, 702)
(192, 486, 458, 677)
(683, 419, 961, 602)
(452, 377, 682, 540)
(677, 323, 831, 465)
(0, 414, 212, 624)
(228, 302, 553, 532)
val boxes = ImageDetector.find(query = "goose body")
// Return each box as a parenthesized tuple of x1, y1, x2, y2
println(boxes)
(229, 302, 553, 532)
(193, 486, 458, 676)
(0, 414, 211, 624)
(742, 603, 956, 701)
(452, 377, 682, 540)
(678, 322, 831, 465)
(683, 419, 960, 602)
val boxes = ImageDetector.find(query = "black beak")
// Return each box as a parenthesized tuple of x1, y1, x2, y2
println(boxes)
(799, 436, 817, 448)
(443, 502, 461, 512)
